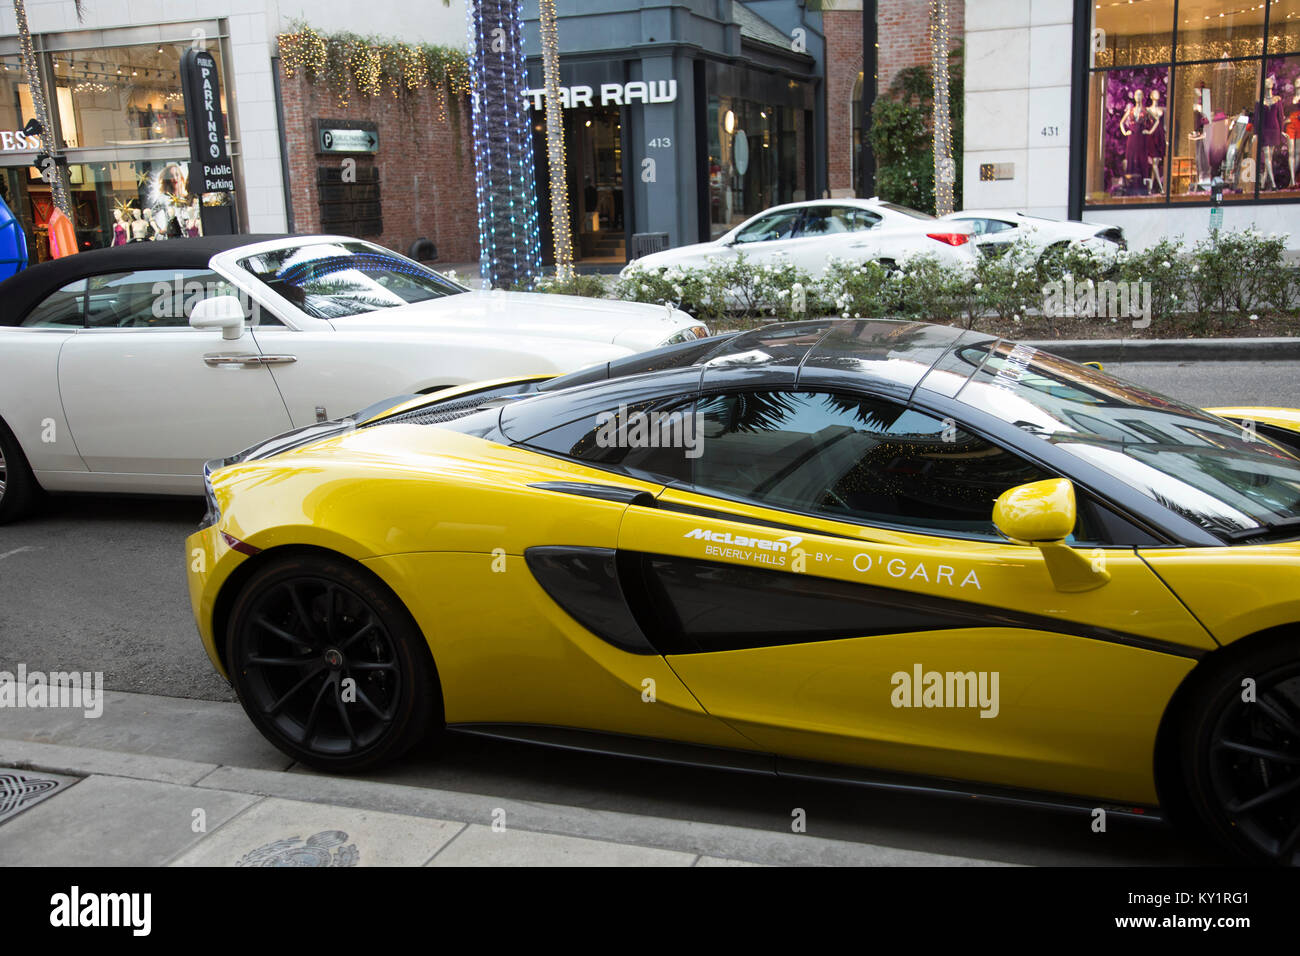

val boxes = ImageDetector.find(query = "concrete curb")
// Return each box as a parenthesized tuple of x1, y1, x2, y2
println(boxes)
(0, 737, 1012, 867)
(1020, 336, 1300, 363)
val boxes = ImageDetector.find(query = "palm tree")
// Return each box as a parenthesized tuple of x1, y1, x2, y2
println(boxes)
(538, 0, 573, 281)
(12, 0, 76, 217)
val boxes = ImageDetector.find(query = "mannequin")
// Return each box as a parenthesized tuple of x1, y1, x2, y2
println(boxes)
(165, 206, 183, 239)
(1287, 88, 1300, 188)
(1190, 87, 1211, 188)
(1145, 89, 1166, 194)
(185, 199, 201, 237)
(129, 208, 151, 242)
(1258, 74, 1283, 191)
(1120, 88, 1149, 192)
(111, 209, 127, 246)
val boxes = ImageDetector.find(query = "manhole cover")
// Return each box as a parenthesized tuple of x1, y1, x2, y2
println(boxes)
(0, 768, 71, 824)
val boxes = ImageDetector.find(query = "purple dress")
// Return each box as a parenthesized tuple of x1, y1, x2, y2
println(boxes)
(1123, 107, 1148, 172)
(1259, 98, 1284, 149)
(1145, 109, 1166, 164)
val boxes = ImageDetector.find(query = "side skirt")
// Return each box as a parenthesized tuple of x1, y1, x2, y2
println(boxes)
(447, 722, 1164, 823)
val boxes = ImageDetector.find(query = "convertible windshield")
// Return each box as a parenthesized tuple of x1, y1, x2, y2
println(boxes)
(238, 241, 468, 319)
(942, 342, 1300, 537)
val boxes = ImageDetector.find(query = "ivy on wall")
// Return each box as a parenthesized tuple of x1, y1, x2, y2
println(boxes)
(869, 44, 965, 215)
(277, 23, 471, 124)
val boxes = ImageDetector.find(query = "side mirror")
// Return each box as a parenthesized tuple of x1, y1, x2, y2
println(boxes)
(993, 478, 1110, 593)
(189, 295, 246, 341)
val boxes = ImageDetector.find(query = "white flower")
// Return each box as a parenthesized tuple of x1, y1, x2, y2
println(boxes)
(974, 282, 984, 291)
(1162, 261, 1171, 268)
(1250, 313, 1259, 321)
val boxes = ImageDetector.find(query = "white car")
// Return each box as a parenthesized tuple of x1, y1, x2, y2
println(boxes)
(939, 210, 1126, 266)
(0, 234, 707, 521)
(622, 198, 978, 278)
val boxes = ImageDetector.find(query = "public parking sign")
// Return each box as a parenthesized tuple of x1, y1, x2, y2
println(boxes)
(319, 128, 379, 154)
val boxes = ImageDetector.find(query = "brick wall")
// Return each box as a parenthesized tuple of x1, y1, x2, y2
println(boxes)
(277, 64, 479, 264)
(825, 0, 965, 193)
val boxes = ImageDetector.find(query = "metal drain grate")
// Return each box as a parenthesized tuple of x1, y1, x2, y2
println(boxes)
(0, 769, 69, 824)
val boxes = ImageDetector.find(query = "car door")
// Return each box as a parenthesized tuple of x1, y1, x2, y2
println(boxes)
(55, 269, 293, 481)
(788, 205, 882, 273)
(614, 387, 1214, 804)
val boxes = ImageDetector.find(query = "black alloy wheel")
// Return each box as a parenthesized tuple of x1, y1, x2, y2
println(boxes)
(1177, 639, 1300, 864)
(226, 554, 438, 772)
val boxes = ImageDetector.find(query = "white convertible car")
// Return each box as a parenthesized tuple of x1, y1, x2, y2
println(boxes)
(621, 198, 978, 277)
(0, 233, 706, 522)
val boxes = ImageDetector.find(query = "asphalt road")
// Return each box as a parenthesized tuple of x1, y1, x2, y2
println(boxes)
(0, 359, 1293, 865)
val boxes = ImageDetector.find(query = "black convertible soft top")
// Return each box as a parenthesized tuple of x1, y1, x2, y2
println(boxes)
(0, 233, 292, 326)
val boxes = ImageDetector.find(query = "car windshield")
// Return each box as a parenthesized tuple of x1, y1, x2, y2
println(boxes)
(941, 342, 1300, 537)
(238, 241, 468, 319)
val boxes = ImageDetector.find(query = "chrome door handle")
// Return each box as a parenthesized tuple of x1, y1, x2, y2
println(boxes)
(204, 353, 298, 368)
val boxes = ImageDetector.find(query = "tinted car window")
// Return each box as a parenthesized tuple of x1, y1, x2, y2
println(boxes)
(21, 279, 86, 327)
(84, 270, 230, 329)
(693, 389, 1053, 537)
(523, 397, 697, 485)
(733, 210, 801, 244)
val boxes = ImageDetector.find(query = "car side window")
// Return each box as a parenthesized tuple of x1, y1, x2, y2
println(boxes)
(692, 390, 1057, 538)
(84, 270, 236, 329)
(522, 397, 697, 485)
(799, 206, 872, 236)
(733, 210, 801, 244)
(20, 279, 87, 327)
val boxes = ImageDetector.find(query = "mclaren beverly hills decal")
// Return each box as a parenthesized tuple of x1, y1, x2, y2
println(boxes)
(682, 527, 803, 567)
(681, 526, 982, 589)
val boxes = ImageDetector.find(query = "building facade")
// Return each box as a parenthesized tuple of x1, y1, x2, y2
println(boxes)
(521, 0, 826, 263)
(824, 0, 965, 196)
(963, 0, 1300, 248)
(0, 0, 465, 262)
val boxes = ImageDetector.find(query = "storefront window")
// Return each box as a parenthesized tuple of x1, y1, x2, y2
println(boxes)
(1086, 0, 1300, 206)
(51, 44, 227, 150)
(0, 56, 35, 135)
(708, 97, 800, 239)
(9, 158, 202, 260)
(1269, 0, 1300, 54)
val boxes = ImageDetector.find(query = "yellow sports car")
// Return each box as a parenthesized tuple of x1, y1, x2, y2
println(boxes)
(187, 320, 1300, 864)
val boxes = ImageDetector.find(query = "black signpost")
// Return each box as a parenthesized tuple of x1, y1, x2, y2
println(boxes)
(180, 48, 236, 235)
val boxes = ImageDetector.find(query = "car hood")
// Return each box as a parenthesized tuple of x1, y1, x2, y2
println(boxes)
(624, 241, 731, 272)
(326, 290, 703, 351)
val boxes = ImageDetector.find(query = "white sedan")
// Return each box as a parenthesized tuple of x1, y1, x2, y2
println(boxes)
(0, 234, 707, 522)
(939, 209, 1126, 266)
(621, 198, 978, 277)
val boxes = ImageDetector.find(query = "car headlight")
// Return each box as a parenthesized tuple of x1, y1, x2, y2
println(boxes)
(660, 324, 710, 347)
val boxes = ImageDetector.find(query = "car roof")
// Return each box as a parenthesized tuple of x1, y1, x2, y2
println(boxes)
(501, 319, 998, 438)
(0, 233, 292, 326)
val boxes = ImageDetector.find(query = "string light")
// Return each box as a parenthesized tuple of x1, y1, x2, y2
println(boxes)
(931, 0, 955, 215)
(278, 26, 470, 119)
(539, 0, 574, 280)
(466, 0, 541, 289)
(13, 0, 71, 216)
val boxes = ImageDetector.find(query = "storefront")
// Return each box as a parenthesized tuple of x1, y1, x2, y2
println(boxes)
(0, 21, 241, 262)
(523, 0, 824, 264)
(963, 0, 1300, 248)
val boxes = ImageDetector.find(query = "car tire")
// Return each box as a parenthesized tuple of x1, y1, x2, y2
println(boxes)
(0, 418, 39, 524)
(1171, 637, 1300, 865)
(225, 552, 441, 773)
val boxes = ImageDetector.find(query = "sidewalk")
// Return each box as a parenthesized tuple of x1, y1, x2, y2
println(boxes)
(0, 687, 1005, 867)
